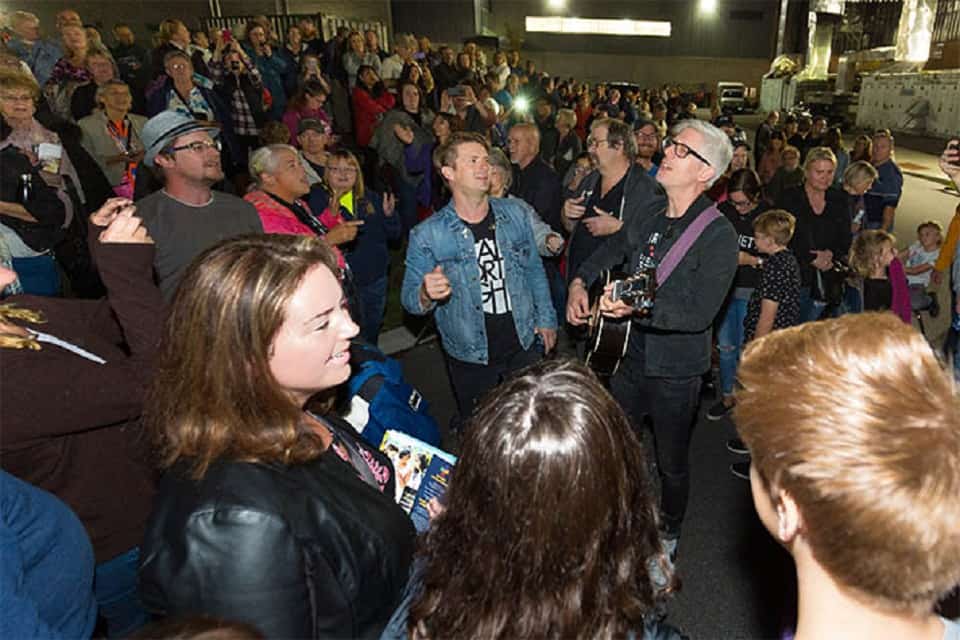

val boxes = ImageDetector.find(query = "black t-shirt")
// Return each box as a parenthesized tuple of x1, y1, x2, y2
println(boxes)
(863, 278, 892, 312)
(720, 201, 767, 291)
(567, 173, 627, 282)
(467, 212, 522, 362)
(743, 249, 801, 342)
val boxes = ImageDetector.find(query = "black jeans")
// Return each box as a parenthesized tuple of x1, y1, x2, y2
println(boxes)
(445, 344, 542, 426)
(610, 337, 702, 539)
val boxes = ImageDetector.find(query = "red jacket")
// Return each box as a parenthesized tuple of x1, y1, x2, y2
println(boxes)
(352, 86, 395, 148)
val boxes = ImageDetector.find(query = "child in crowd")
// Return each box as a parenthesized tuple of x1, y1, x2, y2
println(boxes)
(900, 220, 942, 315)
(742, 210, 801, 343)
(848, 230, 912, 322)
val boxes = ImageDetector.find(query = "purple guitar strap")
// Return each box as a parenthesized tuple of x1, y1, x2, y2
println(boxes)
(655, 204, 722, 287)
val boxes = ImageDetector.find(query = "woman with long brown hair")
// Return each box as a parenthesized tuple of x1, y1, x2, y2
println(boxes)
(383, 359, 683, 640)
(139, 234, 415, 638)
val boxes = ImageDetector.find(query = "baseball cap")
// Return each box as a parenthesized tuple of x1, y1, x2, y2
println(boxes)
(714, 114, 735, 128)
(141, 110, 221, 167)
(297, 118, 332, 136)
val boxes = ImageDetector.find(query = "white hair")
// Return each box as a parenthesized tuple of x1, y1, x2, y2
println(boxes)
(249, 144, 299, 186)
(670, 119, 733, 187)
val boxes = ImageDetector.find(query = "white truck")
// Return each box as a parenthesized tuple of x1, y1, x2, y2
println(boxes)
(716, 82, 746, 113)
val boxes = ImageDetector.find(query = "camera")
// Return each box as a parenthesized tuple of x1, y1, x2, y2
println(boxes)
(610, 268, 656, 314)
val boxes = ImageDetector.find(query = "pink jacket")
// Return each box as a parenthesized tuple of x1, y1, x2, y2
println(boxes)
(244, 189, 345, 268)
(888, 257, 912, 324)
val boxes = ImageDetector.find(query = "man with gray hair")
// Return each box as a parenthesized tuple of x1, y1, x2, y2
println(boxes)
(567, 118, 738, 558)
(6, 11, 62, 86)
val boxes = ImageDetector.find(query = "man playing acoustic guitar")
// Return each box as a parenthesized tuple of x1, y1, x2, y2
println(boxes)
(566, 119, 738, 561)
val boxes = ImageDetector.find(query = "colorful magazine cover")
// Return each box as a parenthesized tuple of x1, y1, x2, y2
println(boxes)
(379, 430, 456, 532)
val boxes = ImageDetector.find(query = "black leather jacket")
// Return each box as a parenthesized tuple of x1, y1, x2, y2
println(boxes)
(139, 416, 417, 639)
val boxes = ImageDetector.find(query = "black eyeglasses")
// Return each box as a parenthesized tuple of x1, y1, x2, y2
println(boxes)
(662, 137, 711, 166)
(167, 139, 221, 154)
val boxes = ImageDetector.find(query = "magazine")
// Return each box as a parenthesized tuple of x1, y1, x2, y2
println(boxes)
(380, 430, 456, 532)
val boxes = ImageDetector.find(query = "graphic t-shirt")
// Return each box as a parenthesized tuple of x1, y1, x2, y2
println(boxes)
(743, 249, 801, 342)
(467, 212, 521, 362)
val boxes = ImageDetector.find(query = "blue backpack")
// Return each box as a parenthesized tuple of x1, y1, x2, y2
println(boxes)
(341, 342, 442, 448)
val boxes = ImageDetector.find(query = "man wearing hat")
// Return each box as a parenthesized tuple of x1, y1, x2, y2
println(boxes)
(136, 110, 263, 301)
(296, 118, 333, 186)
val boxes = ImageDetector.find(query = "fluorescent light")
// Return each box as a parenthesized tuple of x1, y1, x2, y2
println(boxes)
(525, 16, 672, 37)
(547, 0, 567, 9)
(699, 0, 718, 13)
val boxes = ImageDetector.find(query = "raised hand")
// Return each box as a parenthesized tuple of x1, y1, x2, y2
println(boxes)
(89, 197, 135, 228)
(383, 192, 396, 217)
(563, 194, 586, 221)
(99, 211, 153, 244)
(421, 265, 452, 303)
(393, 123, 414, 145)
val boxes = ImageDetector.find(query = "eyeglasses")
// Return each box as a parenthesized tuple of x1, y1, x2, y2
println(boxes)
(729, 196, 755, 209)
(167, 62, 189, 71)
(167, 139, 221, 154)
(662, 137, 711, 166)
(586, 137, 610, 149)
(327, 166, 357, 175)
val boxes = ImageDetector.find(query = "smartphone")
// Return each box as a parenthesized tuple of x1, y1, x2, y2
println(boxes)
(448, 86, 466, 98)
(949, 141, 960, 166)
(222, 29, 232, 43)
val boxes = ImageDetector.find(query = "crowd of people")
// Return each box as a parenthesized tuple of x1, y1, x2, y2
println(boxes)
(2, 6, 960, 640)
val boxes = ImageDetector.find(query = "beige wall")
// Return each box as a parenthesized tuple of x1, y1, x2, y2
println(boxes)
(524, 51, 771, 90)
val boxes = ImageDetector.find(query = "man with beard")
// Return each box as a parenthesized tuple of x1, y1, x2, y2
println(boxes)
(136, 111, 263, 301)
(633, 118, 661, 177)
(562, 118, 663, 284)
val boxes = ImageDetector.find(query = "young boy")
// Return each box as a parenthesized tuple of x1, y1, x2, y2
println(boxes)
(743, 210, 801, 342)
(900, 220, 942, 315)
(729, 210, 802, 477)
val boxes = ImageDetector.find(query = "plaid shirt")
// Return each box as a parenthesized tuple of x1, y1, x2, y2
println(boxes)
(212, 59, 262, 137)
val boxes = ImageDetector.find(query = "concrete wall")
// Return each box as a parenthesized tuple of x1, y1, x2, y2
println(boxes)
(6, 0, 391, 44)
(522, 50, 771, 89)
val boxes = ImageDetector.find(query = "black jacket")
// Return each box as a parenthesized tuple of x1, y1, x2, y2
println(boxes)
(139, 416, 417, 639)
(0, 145, 66, 252)
(567, 165, 665, 281)
(510, 156, 563, 233)
(777, 186, 851, 288)
(577, 194, 738, 377)
(214, 69, 268, 129)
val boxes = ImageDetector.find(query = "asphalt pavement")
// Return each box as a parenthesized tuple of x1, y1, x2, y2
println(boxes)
(378, 122, 958, 639)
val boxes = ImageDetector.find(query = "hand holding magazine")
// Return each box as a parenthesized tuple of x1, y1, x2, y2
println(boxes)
(379, 430, 456, 532)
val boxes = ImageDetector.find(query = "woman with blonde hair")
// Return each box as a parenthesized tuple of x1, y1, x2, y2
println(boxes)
(776, 146, 850, 321)
(308, 148, 400, 343)
(847, 229, 911, 321)
(849, 133, 872, 163)
(735, 313, 960, 640)
(44, 24, 107, 120)
(554, 107, 582, 177)
(139, 234, 416, 638)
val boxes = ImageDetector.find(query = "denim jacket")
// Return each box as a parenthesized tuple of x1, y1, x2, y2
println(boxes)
(402, 197, 557, 365)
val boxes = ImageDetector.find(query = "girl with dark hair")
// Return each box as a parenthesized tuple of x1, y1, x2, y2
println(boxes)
(382, 359, 683, 640)
(282, 78, 332, 142)
(757, 130, 785, 185)
(707, 168, 768, 421)
(351, 65, 394, 149)
(139, 234, 415, 638)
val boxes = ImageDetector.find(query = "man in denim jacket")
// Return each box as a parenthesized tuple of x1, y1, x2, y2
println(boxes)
(402, 133, 557, 422)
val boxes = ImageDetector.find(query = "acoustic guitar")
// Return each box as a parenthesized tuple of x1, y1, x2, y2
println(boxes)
(584, 269, 655, 377)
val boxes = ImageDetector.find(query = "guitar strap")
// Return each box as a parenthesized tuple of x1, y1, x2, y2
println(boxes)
(655, 204, 722, 287)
